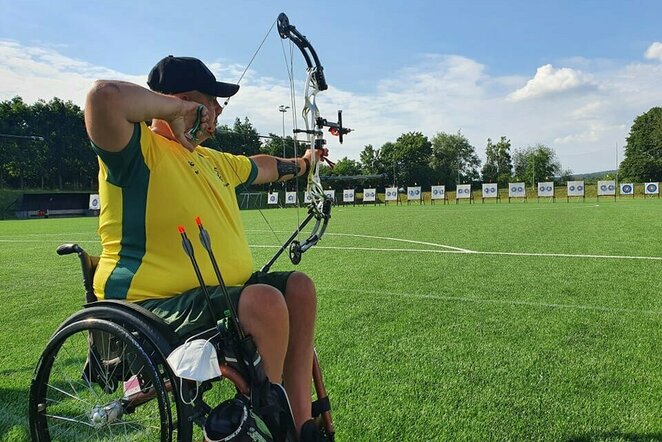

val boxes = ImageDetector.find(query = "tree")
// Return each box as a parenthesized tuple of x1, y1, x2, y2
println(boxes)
(331, 157, 362, 176)
(619, 107, 662, 181)
(429, 131, 481, 188)
(206, 117, 261, 156)
(512, 144, 561, 186)
(481, 136, 512, 186)
(260, 134, 298, 158)
(359, 144, 384, 175)
(379, 132, 433, 187)
(0, 97, 90, 189)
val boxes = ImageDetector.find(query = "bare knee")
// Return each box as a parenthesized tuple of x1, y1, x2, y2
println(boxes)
(238, 284, 288, 328)
(285, 272, 317, 315)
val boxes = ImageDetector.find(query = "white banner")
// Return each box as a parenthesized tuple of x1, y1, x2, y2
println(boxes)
(538, 182, 554, 197)
(363, 188, 376, 202)
(482, 183, 497, 198)
(645, 182, 659, 195)
(508, 182, 526, 198)
(407, 186, 421, 200)
(267, 192, 279, 205)
(431, 185, 446, 200)
(343, 189, 355, 202)
(324, 190, 335, 201)
(456, 184, 471, 199)
(385, 187, 398, 201)
(620, 183, 634, 195)
(89, 194, 100, 210)
(567, 181, 585, 196)
(597, 180, 616, 196)
(285, 191, 297, 204)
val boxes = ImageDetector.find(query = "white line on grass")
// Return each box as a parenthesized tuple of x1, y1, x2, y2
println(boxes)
(249, 245, 662, 261)
(322, 287, 662, 315)
(5, 234, 662, 262)
(0, 239, 98, 243)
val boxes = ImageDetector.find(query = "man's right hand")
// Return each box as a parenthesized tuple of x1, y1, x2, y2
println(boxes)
(167, 100, 212, 151)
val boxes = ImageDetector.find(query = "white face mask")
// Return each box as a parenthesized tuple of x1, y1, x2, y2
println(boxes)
(167, 338, 223, 404)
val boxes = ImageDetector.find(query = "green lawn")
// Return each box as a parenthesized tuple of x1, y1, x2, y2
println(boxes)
(0, 200, 661, 441)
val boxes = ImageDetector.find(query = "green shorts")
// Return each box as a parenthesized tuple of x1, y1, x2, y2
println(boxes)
(139, 271, 294, 340)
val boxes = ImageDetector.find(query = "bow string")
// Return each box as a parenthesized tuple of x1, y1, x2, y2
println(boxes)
(218, 12, 352, 272)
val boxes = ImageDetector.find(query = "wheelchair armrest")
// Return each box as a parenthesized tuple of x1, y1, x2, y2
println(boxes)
(56, 243, 84, 256)
(57, 243, 99, 303)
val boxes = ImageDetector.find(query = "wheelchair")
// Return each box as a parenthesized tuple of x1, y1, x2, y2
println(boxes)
(28, 244, 335, 441)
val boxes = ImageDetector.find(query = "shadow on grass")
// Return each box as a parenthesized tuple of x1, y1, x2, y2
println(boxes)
(567, 431, 662, 442)
(0, 387, 29, 441)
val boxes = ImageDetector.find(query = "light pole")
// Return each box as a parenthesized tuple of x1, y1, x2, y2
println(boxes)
(278, 105, 289, 158)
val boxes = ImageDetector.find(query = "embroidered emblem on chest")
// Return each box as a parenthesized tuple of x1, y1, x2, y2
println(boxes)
(187, 160, 200, 175)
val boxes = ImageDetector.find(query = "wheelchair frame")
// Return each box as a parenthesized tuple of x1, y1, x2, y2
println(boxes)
(28, 244, 334, 441)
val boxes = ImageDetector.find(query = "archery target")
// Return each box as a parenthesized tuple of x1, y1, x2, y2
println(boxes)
(508, 182, 526, 198)
(620, 183, 634, 195)
(324, 190, 335, 201)
(363, 188, 376, 202)
(343, 189, 355, 202)
(597, 180, 616, 196)
(267, 192, 279, 205)
(286, 191, 297, 204)
(482, 183, 497, 198)
(431, 185, 446, 199)
(645, 182, 659, 195)
(538, 182, 554, 197)
(304, 192, 312, 203)
(456, 184, 471, 199)
(88, 194, 100, 210)
(567, 181, 585, 196)
(385, 187, 398, 201)
(407, 186, 421, 200)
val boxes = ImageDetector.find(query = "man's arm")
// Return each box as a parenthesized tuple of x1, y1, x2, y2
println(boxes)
(84, 80, 210, 152)
(250, 150, 318, 185)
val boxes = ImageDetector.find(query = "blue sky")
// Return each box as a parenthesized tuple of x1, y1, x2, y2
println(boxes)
(1, 0, 661, 173)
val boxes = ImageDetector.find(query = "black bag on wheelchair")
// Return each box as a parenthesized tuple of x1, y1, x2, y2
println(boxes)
(82, 329, 146, 394)
(204, 395, 273, 442)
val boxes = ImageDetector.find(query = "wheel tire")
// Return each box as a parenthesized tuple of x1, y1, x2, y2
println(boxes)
(61, 305, 196, 441)
(29, 318, 173, 441)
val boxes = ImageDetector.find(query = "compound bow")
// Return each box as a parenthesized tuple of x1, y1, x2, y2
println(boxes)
(260, 13, 352, 273)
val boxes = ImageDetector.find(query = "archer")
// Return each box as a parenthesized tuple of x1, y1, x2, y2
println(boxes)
(84, 54, 327, 439)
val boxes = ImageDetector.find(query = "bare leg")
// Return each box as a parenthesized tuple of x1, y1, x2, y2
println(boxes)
(282, 272, 317, 433)
(237, 284, 289, 383)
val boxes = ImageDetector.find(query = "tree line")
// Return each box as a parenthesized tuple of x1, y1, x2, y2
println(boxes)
(1, 95, 660, 191)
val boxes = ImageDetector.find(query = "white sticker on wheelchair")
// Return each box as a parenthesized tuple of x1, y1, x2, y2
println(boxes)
(123, 375, 141, 396)
(167, 339, 222, 382)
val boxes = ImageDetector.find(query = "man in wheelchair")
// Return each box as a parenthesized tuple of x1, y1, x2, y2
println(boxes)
(82, 55, 328, 440)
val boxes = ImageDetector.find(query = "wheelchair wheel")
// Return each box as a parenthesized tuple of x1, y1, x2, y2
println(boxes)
(29, 318, 172, 441)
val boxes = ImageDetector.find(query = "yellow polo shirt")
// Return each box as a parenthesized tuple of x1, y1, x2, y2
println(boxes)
(92, 122, 257, 302)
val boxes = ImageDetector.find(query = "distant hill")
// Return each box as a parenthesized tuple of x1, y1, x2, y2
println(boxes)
(568, 170, 617, 180)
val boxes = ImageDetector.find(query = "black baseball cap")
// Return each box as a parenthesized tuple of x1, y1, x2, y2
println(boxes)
(147, 55, 239, 98)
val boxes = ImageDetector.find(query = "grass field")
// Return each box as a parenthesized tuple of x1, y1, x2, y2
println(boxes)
(0, 200, 661, 441)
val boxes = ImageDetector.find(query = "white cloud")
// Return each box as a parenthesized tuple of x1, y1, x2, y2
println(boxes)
(507, 64, 593, 102)
(644, 42, 662, 61)
(0, 40, 144, 105)
(1, 40, 662, 174)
